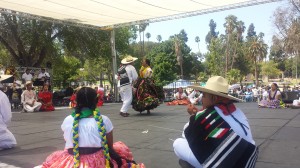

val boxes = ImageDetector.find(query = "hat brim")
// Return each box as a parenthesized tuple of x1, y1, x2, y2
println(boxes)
(0, 75, 14, 83)
(188, 85, 242, 102)
(75, 86, 82, 91)
(25, 81, 33, 85)
(121, 57, 138, 64)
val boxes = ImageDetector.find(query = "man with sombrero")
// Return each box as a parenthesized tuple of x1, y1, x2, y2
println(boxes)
(21, 81, 42, 112)
(173, 76, 258, 168)
(0, 75, 17, 149)
(118, 55, 138, 117)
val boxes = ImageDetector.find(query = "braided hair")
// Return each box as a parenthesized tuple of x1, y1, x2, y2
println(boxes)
(72, 87, 111, 168)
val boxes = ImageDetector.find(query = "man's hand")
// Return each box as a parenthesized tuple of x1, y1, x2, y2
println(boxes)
(187, 104, 198, 115)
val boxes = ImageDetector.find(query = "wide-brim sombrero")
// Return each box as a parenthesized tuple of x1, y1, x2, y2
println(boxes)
(188, 76, 242, 102)
(0, 75, 14, 83)
(121, 55, 138, 64)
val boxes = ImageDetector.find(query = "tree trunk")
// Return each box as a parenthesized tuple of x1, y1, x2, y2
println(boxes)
(180, 61, 183, 79)
(255, 60, 258, 87)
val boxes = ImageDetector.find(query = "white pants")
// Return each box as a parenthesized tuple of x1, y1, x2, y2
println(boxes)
(293, 99, 300, 106)
(0, 124, 17, 149)
(119, 85, 132, 113)
(173, 138, 202, 168)
(24, 102, 42, 112)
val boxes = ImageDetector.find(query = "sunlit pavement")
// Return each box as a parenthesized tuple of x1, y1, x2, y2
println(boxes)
(1, 102, 300, 168)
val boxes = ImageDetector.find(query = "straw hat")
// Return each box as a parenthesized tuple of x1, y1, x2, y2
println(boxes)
(188, 76, 242, 102)
(74, 86, 82, 91)
(121, 55, 138, 64)
(25, 81, 32, 86)
(0, 75, 13, 82)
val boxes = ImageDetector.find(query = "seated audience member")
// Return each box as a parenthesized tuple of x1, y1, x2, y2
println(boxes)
(167, 87, 190, 105)
(291, 97, 300, 109)
(259, 83, 282, 108)
(11, 82, 22, 109)
(188, 89, 202, 105)
(38, 84, 55, 111)
(21, 69, 33, 84)
(35, 87, 145, 168)
(0, 75, 17, 149)
(38, 68, 50, 80)
(173, 76, 258, 168)
(21, 81, 42, 112)
(244, 88, 253, 102)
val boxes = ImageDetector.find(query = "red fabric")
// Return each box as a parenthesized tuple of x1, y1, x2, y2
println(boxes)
(70, 94, 77, 108)
(96, 90, 104, 107)
(38, 141, 146, 168)
(38, 91, 55, 111)
(166, 99, 190, 106)
(216, 98, 236, 116)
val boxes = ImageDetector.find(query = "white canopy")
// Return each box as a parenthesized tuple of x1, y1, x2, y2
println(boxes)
(163, 79, 192, 89)
(0, 0, 281, 28)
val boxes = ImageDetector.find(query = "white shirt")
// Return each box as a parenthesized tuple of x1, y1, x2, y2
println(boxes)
(0, 90, 11, 125)
(21, 90, 37, 104)
(22, 73, 33, 81)
(174, 92, 187, 99)
(62, 115, 113, 148)
(125, 65, 138, 84)
(38, 72, 50, 79)
(0, 69, 4, 75)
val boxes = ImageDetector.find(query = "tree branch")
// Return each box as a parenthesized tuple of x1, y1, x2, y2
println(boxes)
(0, 34, 19, 61)
(3, 13, 28, 59)
(33, 47, 47, 67)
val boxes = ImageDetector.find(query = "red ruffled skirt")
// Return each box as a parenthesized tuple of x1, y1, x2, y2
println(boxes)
(36, 141, 145, 168)
(166, 99, 190, 105)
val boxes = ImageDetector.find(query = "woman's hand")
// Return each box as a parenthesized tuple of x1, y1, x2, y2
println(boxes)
(187, 104, 198, 115)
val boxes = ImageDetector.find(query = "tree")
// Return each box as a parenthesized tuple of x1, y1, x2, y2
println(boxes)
(227, 69, 241, 84)
(174, 36, 183, 79)
(223, 15, 238, 74)
(269, 35, 286, 73)
(52, 55, 81, 87)
(0, 12, 59, 67)
(205, 19, 218, 44)
(138, 23, 149, 56)
(156, 35, 162, 43)
(231, 21, 245, 69)
(146, 32, 151, 42)
(195, 36, 200, 53)
(0, 10, 134, 69)
(248, 36, 268, 86)
(261, 60, 282, 79)
(247, 23, 256, 39)
(206, 38, 225, 76)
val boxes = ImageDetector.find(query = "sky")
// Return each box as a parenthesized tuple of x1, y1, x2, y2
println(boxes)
(139, 0, 289, 54)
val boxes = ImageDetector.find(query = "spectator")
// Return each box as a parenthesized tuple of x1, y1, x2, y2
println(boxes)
(21, 69, 33, 84)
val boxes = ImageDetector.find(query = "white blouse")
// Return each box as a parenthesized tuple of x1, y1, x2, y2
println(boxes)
(61, 115, 113, 149)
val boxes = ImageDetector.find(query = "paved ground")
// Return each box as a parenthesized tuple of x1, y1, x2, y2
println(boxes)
(0, 102, 300, 168)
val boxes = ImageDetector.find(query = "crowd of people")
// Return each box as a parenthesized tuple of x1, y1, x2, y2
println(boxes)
(1, 56, 300, 168)
(0, 67, 55, 112)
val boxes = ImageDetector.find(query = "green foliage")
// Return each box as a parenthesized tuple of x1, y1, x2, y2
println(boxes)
(205, 19, 218, 44)
(52, 56, 81, 87)
(152, 53, 177, 86)
(206, 38, 225, 76)
(246, 23, 256, 38)
(261, 61, 282, 78)
(226, 69, 241, 84)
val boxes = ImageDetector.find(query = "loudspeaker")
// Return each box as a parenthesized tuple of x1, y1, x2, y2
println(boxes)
(282, 91, 300, 103)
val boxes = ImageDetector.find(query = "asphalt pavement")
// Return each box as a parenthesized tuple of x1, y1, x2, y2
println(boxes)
(0, 102, 300, 168)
